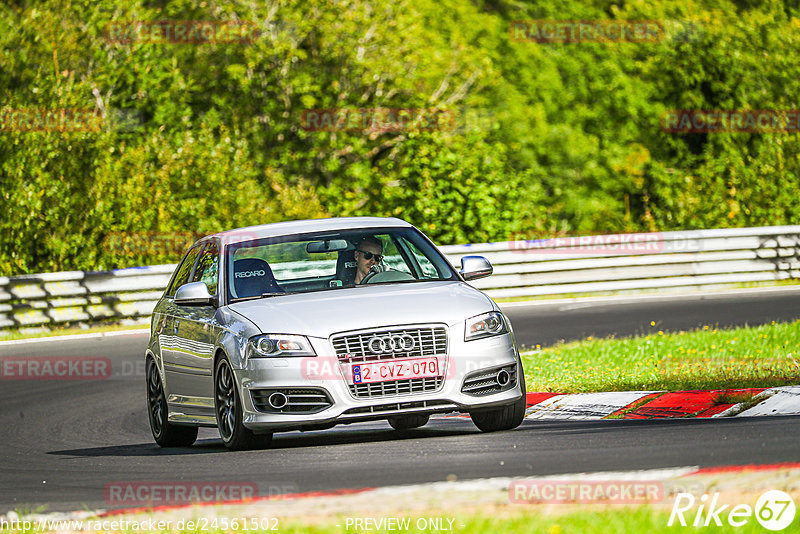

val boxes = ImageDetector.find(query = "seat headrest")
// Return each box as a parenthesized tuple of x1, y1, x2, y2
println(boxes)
(232, 258, 283, 298)
(335, 248, 357, 286)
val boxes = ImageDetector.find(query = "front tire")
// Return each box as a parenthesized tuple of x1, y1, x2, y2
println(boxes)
(146, 358, 198, 447)
(388, 414, 430, 430)
(469, 359, 527, 433)
(214, 357, 272, 451)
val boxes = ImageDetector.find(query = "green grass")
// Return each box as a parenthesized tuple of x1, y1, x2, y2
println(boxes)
(276, 508, 792, 533)
(2, 507, 787, 534)
(521, 320, 800, 393)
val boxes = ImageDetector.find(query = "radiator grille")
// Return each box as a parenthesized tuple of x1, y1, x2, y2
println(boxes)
(332, 326, 447, 363)
(348, 376, 443, 398)
(331, 325, 448, 399)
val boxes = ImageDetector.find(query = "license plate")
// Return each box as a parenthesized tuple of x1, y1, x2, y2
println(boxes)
(351, 358, 439, 384)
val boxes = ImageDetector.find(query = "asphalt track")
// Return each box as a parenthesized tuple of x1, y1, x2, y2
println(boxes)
(507, 288, 800, 348)
(1, 289, 799, 513)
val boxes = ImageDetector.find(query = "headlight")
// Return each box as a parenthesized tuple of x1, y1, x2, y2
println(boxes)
(465, 311, 508, 341)
(249, 334, 316, 357)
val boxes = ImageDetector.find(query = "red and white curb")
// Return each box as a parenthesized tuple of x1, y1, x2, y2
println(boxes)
(525, 391, 657, 420)
(522, 386, 800, 420)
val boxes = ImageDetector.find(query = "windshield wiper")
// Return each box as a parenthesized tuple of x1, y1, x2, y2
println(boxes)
(229, 292, 286, 303)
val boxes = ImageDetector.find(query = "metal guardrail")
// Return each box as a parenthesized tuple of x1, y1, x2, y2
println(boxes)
(1, 225, 799, 329)
(441, 225, 800, 299)
(0, 265, 174, 329)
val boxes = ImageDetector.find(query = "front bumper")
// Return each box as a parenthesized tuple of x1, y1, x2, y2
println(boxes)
(235, 329, 522, 431)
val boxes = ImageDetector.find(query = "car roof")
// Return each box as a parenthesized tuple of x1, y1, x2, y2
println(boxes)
(209, 217, 413, 245)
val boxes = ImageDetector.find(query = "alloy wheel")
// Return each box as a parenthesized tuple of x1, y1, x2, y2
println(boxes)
(216, 360, 236, 441)
(147, 361, 165, 437)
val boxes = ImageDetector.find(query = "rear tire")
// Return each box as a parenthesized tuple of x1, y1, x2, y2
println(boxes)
(469, 359, 527, 433)
(214, 357, 272, 451)
(146, 358, 198, 447)
(388, 414, 430, 430)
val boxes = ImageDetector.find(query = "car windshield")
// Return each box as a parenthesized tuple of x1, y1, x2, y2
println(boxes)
(225, 227, 457, 302)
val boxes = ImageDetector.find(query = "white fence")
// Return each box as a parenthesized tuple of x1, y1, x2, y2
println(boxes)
(1, 225, 799, 329)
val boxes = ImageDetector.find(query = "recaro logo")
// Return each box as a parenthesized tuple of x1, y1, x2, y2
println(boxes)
(235, 270, 265, 278)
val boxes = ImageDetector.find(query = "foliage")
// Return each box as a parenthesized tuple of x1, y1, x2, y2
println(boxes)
(2, 0, 800, 274)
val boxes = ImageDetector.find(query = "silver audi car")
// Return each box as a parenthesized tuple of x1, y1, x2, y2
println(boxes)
(145, 217, 526, 450)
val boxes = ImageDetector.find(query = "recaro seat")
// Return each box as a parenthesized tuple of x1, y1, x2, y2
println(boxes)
(335, 248, 357, 286)
(232, 258, 284, 298)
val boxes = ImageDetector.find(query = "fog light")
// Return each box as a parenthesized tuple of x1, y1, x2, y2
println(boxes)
(268, 392, 288, 409)
(496, 369, 511, 387)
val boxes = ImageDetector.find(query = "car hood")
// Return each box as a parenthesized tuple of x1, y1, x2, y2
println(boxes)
(226, 281, 494, 338)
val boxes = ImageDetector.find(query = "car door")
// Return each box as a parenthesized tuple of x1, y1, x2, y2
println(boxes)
(160, 244, 202, 400)
(168, 240, 220, 407)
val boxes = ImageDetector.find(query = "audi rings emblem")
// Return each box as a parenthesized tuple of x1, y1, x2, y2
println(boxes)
(367, 334, 415, 354)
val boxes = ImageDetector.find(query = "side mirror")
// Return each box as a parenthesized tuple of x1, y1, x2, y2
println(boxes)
(459, 256, 493, 281)
(174, 282, 215, 306)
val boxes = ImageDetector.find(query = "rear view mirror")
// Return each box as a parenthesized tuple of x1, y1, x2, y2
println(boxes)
(306, 239, 349, 253)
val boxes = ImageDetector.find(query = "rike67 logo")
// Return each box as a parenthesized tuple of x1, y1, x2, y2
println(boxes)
(669, 490, 796, 530)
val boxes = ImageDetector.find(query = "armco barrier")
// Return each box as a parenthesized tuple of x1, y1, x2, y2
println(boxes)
(1, 226, 799, 329)
(440, 225, 800, 299)
(0, 265, 174, 329)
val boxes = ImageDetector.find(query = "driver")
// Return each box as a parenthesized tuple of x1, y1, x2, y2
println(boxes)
(354, 236, 384, 284)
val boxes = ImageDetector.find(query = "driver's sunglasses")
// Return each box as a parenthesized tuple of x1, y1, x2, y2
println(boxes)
(357, 249, 383, 262)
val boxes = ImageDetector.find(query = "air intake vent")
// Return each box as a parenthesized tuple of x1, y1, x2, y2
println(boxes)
(461, 364, 517, 396)
(349, 377, 443, 398)
(343, 399, 454, 416)
(251, 388, 333, 414)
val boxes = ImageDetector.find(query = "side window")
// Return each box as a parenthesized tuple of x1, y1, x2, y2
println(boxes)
(165, 245, 201, 297)
(192, 241, 220, 295)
